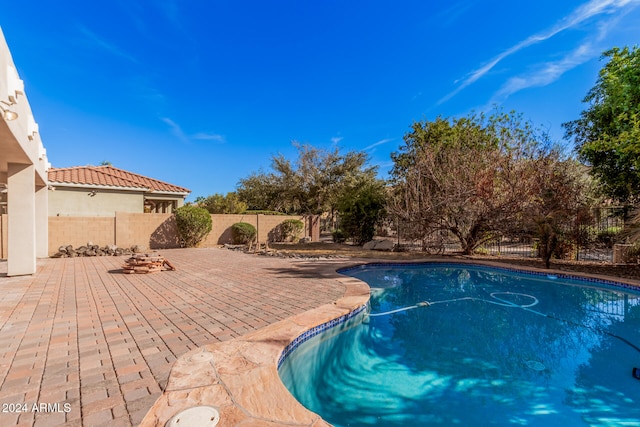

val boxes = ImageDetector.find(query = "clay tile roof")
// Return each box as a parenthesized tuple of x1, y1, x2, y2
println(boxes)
(48, 165, 190, 194)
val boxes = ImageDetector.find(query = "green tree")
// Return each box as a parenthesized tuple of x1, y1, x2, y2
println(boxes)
(195, 192, 247, 214)
(336, 178, 387, 245)
(563, 46, 640, 203)
(237, 142, 377, 216)
(389, 110, 552, 255)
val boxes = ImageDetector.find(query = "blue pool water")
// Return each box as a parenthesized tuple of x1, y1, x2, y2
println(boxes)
(279, 264, 640, 426)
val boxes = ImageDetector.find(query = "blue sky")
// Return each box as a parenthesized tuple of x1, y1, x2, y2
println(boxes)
(2, 1, 639, 201)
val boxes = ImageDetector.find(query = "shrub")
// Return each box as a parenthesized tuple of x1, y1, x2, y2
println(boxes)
(231, 222, 257, 244)
(624, 242, 640, 263)
(175, 206, 212, 247)
(196, 192, 247, 214)
(553, 238, 574, 260)
(474, 246, 489, 255)
(336, 180, 386, 246)
(332, 229, 347, 243)
(281, 219, 304, 242)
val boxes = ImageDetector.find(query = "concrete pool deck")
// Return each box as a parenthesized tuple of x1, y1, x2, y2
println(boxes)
(1, 249, 638, 426)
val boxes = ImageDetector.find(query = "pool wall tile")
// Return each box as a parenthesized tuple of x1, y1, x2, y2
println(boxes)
(277, 303, 368, 369)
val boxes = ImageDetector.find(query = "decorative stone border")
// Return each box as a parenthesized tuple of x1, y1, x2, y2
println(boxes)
(140, 259, 640, 426)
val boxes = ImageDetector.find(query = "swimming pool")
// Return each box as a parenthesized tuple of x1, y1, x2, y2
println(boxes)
(279, 263, 640, 426)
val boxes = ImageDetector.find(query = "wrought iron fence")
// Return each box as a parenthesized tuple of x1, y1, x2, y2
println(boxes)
(382, 207, 626, 263)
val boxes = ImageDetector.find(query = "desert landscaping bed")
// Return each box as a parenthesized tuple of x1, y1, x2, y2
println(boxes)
(262, 242, 640, 280)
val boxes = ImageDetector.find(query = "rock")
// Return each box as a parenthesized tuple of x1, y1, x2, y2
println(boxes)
(223, 244, 247, 251)
(373, 240, 395, 251)
(51, 243, 140, 258)
(362, 240, 377, 250)
(363, 239, 395, 251)
(298, 237, 311, 244)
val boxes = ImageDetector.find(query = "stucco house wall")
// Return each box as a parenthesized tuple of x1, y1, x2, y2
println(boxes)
(49, 187, 144, 216)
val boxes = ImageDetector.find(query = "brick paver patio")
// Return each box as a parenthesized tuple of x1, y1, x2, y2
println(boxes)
(0, 248, 347, 427)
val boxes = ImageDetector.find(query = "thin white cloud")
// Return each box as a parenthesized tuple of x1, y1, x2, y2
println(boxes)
(486, 6, 625, 104)
(489, 43, 595, 104)
(434, 2, 473, 28)
(161, 117, 189, 143)
(330, 136, 344, 145)
(439, 0, 640, 104)
(162, 118, 226, 144)
(364, 138, 394, 151)
(193, 132, 226, 143)
(373, 160, 396, 171)
(77, 25, 139, 64)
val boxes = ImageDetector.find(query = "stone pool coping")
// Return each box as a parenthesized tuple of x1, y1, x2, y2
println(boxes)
(140, 258, 640, 426)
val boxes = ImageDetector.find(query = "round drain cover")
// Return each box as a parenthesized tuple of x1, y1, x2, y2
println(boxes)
(167, 406, 220, 427)
(188, 352, 214, 362)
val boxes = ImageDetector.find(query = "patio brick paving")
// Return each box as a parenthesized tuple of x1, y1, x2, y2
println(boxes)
(0, 248, 347, 427)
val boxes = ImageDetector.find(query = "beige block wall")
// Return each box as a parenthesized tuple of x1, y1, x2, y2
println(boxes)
(41, 213, 318, 255)
(203, 214, 258, 246)
(202, 214, 309, 246)
(48, 216, 115, 254)
(115, 212, 179, 249)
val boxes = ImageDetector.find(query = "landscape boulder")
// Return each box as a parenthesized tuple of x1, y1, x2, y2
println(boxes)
(363, 239, 395, 251)
(51, 243, 139, 258)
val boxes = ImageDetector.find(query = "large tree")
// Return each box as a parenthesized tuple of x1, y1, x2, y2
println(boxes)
(563, 46, 640, 203)
(236, 143, 378, 216)
(194, 192, 247, 214)
(336, 177, 386, 245)
(526, 155, 594, 267)
(389, 111, 557, 255)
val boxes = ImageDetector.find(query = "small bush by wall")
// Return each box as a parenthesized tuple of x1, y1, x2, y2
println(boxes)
(175, 206, 212, 247)
(231, 222, 257, 244)
(280, 219, 304, 242)
(332, 229, 346, 243)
